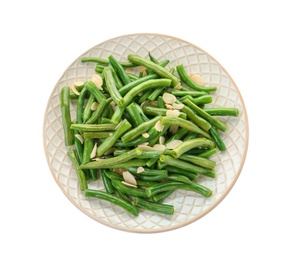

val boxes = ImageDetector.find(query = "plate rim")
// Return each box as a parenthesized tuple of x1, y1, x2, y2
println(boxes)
(43, 32, 249, 233)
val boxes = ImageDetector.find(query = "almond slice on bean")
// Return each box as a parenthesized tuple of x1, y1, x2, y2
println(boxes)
(165, 104, 174, 110)
(169, 125, 179, 134)
(152, 144, 166, 151)
(74, 80, 84, 87)
(172, 103, 184, 110)
(90, 102, 98, 111)
(90, 143, 97, 159)
(137, 166, 145, 173)
(166, 140, 183, 149)
(75, 134, 84, 144)
(166, 109, 180, 117)
(159, 136, 165, 145)
(189, 73, 205, 86)
(91, 74, 103, 90)
(123, 171, 137, 186)
(71, 84, 80, 95)
(155, 120, 164, 132)
(162, 93, 177, 104)
(122, 181, 138, 188)
(174, 83, 182, 90)
(142, 132, 150, 138)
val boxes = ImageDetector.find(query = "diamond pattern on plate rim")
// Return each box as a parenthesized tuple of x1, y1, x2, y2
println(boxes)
(43, 33, 248, 233)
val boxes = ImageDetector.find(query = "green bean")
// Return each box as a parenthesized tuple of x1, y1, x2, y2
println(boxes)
(118, 74, 159, 96)
(84, 81, 106, 102)
(83, 132, 113, 139)
(209, 126, 226, 151)
(86, 99, 110, 124)
(80, 148, 142, 169)
(133, 197, 174, 215)
(82, 138, 95, 163)
(128, 54, 180, 86)
(198, 148, 218, 158)
(112, 159, 147, 168)
(127, 73, 139, 81)
(170, 90, 207, 97)
(128, 168, 168, 181)
(146, 158, 158, 168)
(95, 64, 105, 73)
(121, 116, 161, 143)
(126, 102, 147, 126)
(146, 181, 212, 198)
(176, 101, 211, 131)
(147, 88, 164, 101)
(81, 57, 136, 67)
(148, 52, 160, 64)
(103, 170, 123, 181)
(176, 64, 217, 92)
(71, 123, 116, 132)
(103, 66, 123, 105)
(108, 55, 131, 85)
(73, 129, 84, 162)
(111, 179, 148, 198)
(188, 95, 213, 105)
(143, 106, 187, 119)
(82, 94, 95, 122)
(76, 87, 87, 124)
(101, 169, 116, 194)
(148, 125, 170, 146)
(157, 96, 165, 108)
(137, 89, 154, 104)
(152, 190, 174, 203)
(183, 132, 198, 141)
(109, 64, 123, 89)
(160, 155, 215, 178)
(160, 116, 211, 139)
(60, 87, 74, 146)
(203, 107, 239, 117)
(166, 174, 192, 184)
(96, 119, 132, 157)
(84, 189, 139, 216)
(114, 149, 162, 159)
(183, 98, 227, 132)
(165, 128, 188, 144)
(165, 166, 198, 181)
(171, 138, 215, 158)
(67, 149, 87, 191)
(118, 79, 171, 108)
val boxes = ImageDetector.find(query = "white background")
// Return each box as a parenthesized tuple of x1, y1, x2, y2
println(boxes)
(1, 0, 288, 259)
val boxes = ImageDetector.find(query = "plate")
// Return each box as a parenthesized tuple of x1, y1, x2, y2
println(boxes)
(43, 33, 249, 233)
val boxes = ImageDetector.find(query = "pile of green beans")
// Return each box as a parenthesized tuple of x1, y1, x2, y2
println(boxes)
(60, 52, 239, 216)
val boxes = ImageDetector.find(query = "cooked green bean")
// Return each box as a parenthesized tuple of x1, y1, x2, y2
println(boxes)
(198, 148, 218, 158)
(133, 197, 174, 215)
(165, 128, 188, 144)
(103, 66, 123, 105)
(166, 174, 192, 184)
(82, 138, 95, 163)
(147, 88, 164, 101)
(71, 123, 116, 132)
(143, 106, 187, 119)
(84, 81, 106, 102)
(67, 149, 87, 191)
(160, 116, 211, 139)
(112, 159, 147, 168)
(101, 169, 116, 194)
(83, 132, 113, 139)
(165, 166, 198, 180)
(111, 179, 148, 198)
(80, 148, 142, 169)
(203, 107, 239, 117)
(126, 102, 147, 126)
(121, 116, 161, 143)
(76, 87, 87, 125)
(84, 189, 139, 216)
(209, 126, 226, 151)
(82, 94, 95, 122)
(114, 149, 162, 159)
(96, 119, 132, 157)
(128, 54, 180, 86)
(109, 64, 123, 89)
(108, 55, 131, 85)
(157, 96, 165, 108)
(81, 57, 136, 67)
(171, 138, 215, 158)
(86, 99, 110, 124)
(60, 87, 74, 146)
(152, 190, 174, 203)
(176, 64, 217, 92)
(170, 90, 207, 97)
(183, 132, 198, 141)
(183, 98, 227, 132)
(160, 155, 215, 178)
(146, 181, 212, 198)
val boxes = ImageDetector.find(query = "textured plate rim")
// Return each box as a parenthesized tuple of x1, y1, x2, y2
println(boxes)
(43, 33, 249, 233)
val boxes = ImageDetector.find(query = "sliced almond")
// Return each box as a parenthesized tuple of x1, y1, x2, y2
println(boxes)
(162, 93, 177, 104)
(71, 84, 80, 95)
(169, 125, 179, 134)
(165, 104, 174, 110)
(123, 171, 137, 186)
(172, 103, 184, 110)
(122, 181, 137, 188)
(138, 92, 143, 97)
(174, 83, 182, 90)
(138, 145, 155, 151)
(91, 74, 103, 90)
(104, 147, 115, 155)
(166, 109, 180, 117)
(142, 132, 150, 138)
(74, 80, 84, 87)
(166, 140, 183, 149)
(75, 134, 84, 144)
(125, 68, 134, 74)
(137, 66, 146, 73)
(159, 136, 165, 145)
(113, 168, 125, 174)
(90, 102, 98, 111)
(189, 73, 205, 86)
(155, 120, 164, 132)
(110, 101, 116, 111)
(152, 144, 166, 151)
(137, 167, 145, 173)
(90, 143, 97, 159)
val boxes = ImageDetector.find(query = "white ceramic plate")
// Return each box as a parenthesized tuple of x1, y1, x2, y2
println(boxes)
(43, 33, 249, 233)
